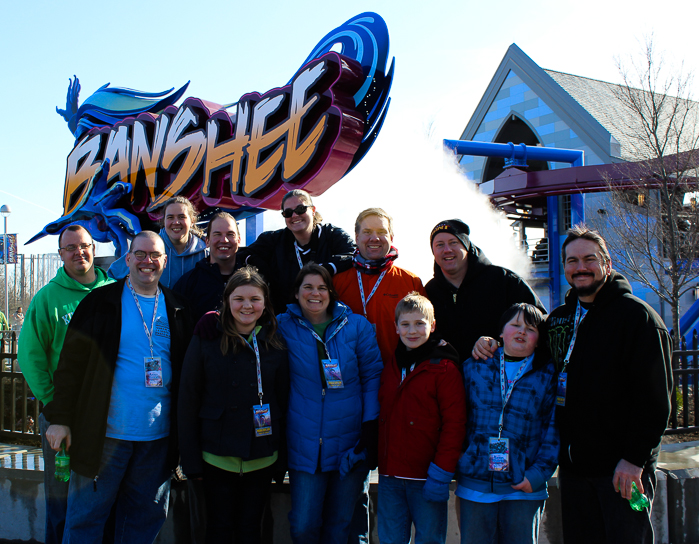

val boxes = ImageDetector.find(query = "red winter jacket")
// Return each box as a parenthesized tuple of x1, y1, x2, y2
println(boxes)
(378, 349, 467, 479)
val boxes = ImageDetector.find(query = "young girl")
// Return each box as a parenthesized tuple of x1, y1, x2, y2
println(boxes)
(457, 303, 559, 544)
(109, 196, 206, 287)
(178, 266, 289, 544)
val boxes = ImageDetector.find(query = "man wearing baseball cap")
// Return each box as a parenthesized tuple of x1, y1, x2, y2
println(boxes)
(425, 219, 545, 360)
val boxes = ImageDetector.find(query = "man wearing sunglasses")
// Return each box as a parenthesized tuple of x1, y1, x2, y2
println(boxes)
(43, 230, 193, 544)
(18, 225, 113, 544)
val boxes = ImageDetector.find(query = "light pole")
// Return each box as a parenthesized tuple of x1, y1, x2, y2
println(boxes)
(0, 204, 11, 325)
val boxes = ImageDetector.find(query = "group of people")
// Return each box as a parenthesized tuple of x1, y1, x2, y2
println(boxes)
(16, 189, 672, 544)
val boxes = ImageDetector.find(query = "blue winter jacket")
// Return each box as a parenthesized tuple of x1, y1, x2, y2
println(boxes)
(457, 348, 559, 494)
(277, 301, 383, 474)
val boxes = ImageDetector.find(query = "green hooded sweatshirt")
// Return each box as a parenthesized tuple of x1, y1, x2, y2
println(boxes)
(18, 266, 113, 405)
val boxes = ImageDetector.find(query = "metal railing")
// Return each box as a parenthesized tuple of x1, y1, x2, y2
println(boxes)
(1, 327, 696, 442)
(667, 332, 699, 434)
(1, 331, 40, 444)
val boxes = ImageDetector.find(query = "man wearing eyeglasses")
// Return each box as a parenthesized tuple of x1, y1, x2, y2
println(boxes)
(43, 230, 193, 544)
(18, 225, 113, 544)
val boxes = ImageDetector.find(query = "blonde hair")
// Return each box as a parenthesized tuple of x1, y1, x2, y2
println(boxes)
(394, 292, 434, 323)
(355, 208, 394, 239)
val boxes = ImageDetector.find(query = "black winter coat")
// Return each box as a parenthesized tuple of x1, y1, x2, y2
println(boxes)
(425, 244, 545, 361)
(178, 322, 290, 477)
(244, 223, 355, 314)
(543, 271, 673, 476)
(44, 279, 193, 478)
(173, 257, 246, 325)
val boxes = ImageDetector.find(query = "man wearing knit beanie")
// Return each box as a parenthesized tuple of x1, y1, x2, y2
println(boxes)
(425, 219, 545, 360)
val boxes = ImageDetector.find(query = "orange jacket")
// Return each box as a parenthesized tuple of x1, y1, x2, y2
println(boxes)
(333, 264, 425, 364)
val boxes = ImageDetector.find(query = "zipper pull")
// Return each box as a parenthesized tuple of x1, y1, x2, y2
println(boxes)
(453, 293, 457, 304)
(93, 475, 99, 492)
(322, 388, 326, 398)
(320, 437, 323, 446)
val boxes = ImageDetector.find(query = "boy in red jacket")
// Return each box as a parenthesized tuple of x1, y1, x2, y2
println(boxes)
(378, 292, 467, 544)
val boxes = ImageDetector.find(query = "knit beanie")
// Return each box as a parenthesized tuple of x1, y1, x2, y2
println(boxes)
(430, 219, 471, 253)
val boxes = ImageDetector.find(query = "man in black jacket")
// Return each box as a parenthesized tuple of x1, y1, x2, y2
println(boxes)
(475, 225, 672, 544)
(174, 211, 245, 324)
(425, 219, 545, 361)
(45, 231, 193, 544)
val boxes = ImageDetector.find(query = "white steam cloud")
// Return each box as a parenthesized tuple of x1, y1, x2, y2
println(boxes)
(256, 127, 531, 285)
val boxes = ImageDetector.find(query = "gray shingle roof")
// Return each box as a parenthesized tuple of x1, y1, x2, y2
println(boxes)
(545, 69, 699, 162)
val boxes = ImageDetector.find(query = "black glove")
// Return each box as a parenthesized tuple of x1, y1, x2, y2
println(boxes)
(354, 419, 378, 470)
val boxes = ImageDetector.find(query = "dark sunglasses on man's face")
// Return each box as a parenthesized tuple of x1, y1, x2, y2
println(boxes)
(281, 205, 309, 218)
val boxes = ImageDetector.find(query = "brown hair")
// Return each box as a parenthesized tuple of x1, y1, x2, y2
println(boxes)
(159, 196, 204, 238)
(219, 266, 284, 354)
(291, 263, 339, 308)
(282, 189, 323, 227)
(561, 224, 611, 265)
(206, 211, 240, 239)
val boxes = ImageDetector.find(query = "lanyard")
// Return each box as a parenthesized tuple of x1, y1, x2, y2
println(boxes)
(245, 330, 264, 406)
(299, 317, 349, 360)
(561, 303, 587, 373)
(127, 277, 160, 358)
(400, 364, 416, 384)
(356, 269, 387, 318)
(294, 242, 305, 270)
(497, 351, 533, 436)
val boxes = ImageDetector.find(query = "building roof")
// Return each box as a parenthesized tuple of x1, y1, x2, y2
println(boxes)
(461, 44, 699, 165)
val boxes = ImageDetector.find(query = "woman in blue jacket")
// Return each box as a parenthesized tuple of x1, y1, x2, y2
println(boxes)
(277, 263, 383, 544)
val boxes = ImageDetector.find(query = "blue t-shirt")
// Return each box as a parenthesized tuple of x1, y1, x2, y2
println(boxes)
(106, 287, 172, 440)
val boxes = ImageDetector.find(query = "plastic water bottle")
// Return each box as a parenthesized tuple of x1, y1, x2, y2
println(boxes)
(55, 443, 70, 482)
(628, 482, 650, 511)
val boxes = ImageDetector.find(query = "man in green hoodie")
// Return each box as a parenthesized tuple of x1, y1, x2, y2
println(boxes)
(18, 224, 112, 544)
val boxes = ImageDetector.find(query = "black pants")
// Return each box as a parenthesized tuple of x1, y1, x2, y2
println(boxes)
(202, 462, 274, 544)
(558, 465, 655, 544)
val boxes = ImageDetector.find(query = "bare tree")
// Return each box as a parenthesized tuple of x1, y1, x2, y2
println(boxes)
(593, 37, 699, 338)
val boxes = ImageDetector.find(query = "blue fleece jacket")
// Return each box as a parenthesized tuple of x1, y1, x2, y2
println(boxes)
(108, 228, 206, 288)
(457, 348, 559, 495)
(277, 301, 383, 474)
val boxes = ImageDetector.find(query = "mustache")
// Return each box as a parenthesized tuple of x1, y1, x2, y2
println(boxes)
(572, 272, 594, 278)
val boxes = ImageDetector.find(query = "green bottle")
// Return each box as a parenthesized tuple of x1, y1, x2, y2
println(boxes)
(628, 482, 650, 511)
(55, 443, 70, 482)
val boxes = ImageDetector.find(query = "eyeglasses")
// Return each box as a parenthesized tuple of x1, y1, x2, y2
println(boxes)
(59, 243, 92, 252)
(131, 250, 164, 261)
(281, 204, 309, 218)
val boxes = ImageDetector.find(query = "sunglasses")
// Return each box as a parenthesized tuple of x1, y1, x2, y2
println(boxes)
(281, 204, 309, 218)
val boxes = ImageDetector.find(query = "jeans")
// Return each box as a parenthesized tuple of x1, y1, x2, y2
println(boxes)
(63, 437, 171, 544)
(289, 460, 370, 544)
(378, 475, 448, 544)
(202, 461, 274, 544)
(558, 466, 655, 544)
(458, 497, 545, 544)
(347, 484, 370, 544)
(40, 412, 69, 544)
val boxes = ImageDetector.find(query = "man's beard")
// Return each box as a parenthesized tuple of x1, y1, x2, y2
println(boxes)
(573, 274, 607, 297)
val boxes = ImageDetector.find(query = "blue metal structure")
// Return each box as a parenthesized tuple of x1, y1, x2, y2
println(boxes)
(444, 139, 586, 308)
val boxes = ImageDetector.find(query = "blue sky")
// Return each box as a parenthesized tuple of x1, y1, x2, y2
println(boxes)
(1, 0, 697, 278)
